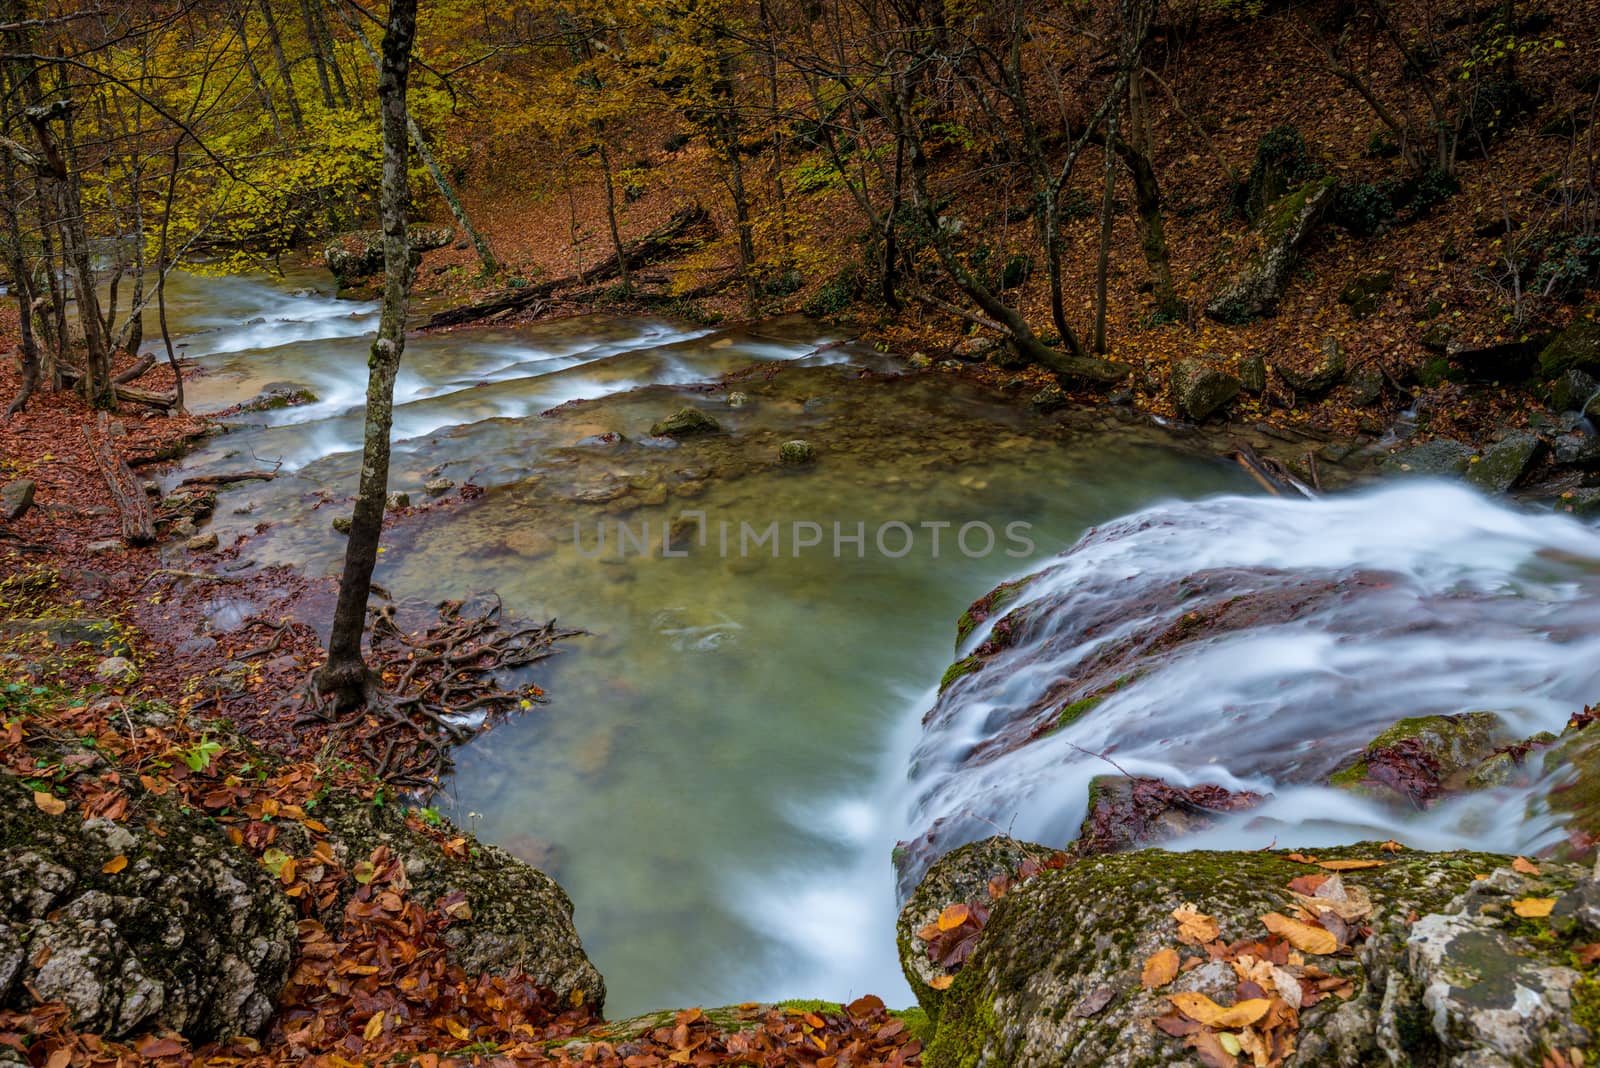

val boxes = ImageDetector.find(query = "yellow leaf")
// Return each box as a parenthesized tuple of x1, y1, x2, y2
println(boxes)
(929, 975, 954, 990)
(1511, 856, 1540, 875)
(938, 903, 971, 931)
(33, 791, 66, 816)
(1217, 1031, 1243, 1056)
(102, 855, 128, 874)
(444, 1018, 470, 1041)
(1261, 912, 1339, 954)
(1316, 859, 1385, 871)
(1141, 947, 1180, 989)
(1172, 904, 1220, 945)
(364, 1012, 385, 1042)
(1168, 992, 1270, 1029)
(1512, 897, 1556, 918)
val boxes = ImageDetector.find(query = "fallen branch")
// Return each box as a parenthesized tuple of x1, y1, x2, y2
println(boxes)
(134, 569, 241, 592)
(178, 470, 278, 488)
(422, 205, 713, 329)
(83, 413, 155, 545)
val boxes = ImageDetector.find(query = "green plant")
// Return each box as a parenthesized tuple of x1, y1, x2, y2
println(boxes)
(180, 737, 224, 773)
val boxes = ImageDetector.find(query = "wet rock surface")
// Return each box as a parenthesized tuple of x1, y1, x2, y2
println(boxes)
(0, 769, 295, 1040)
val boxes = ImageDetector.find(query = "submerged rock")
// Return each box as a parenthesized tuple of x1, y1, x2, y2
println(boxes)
(0, 771, 295, 1039)
(778, 439, 817, 465)
(917, 844, 1593, 1068)
(649, 407, 722, 437)
(1076, 775, 1264, 855)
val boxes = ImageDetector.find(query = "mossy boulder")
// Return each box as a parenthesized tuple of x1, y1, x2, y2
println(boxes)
(955, 576, 1036, 649)
(1538, 717, 1600, 860)
(1075, 775, 1263, 855)
(1328, 712, 1507, 805)
(271, 793, 605, 1012)
(895, 836, 1060, 1023)
(1276, 337, 1347, 397)
(1539, 310, 1600, 380)
(1548, 368, 1599, 413)
(1205, 177, 1336, 324)
(1465, 431, 1546, 493)
(778, 439, 817, 465)
(324, 226, 455, 282)
(1170, 357, 1241, 422)
(0, 766, 294, 1040)
(1339, 269, 1395, 319)
(922, 846, 1591, 1068)
(649, 407, 722, 438)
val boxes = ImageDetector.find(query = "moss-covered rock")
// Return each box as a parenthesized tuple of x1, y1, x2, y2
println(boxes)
(1465, 431, 1546, 494)
(1206, 177, 1336, 324)
(1538, 309, 1600, 380)
(1380, 438, 1475, 477)
(1538, 717, 1600, 860)
(1276, 337, 1347, 397)
(955, 576, 1036, 650)
(922, 846, 1589, 1068)
(0, 767, 294, 1041)
(649, 407, 722, 438)
(1329, 712, 1507, 805)
(272, 793, 606, 1011)
(1338, 269, 1395, 319)
(896, 836, 1061, 1023)
(1170, 357, 1241, 422)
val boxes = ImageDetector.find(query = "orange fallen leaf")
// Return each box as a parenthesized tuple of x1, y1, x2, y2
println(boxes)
(1380, 840, 1404, 853)
(1575, 944, 1600, 967)
(1511, 856, 1541, 875)
(444, 1018, 470, 1041)
(1316, 859, 1385, 871)
(929, 975, 954, 990)
(1173, 904, 1220, 945)
(1285, 853, 1318, 864)
(1168, 991, 1271, 1029)
(1512, 897, 1556, 919)
(938, 903, 971, 931)
(102, 855, 128, 874)
(33, 791, 66, 816)
(1141, 947, 1180, 989)
(1261, 912, 1339, 954)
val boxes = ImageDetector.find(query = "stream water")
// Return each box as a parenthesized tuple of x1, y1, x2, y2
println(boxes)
(155, 267, 1600, 1019)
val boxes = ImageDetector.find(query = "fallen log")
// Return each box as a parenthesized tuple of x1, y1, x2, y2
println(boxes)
(178, 470, 278, 488)
(83, 413, 155, 545)
(422, 204, 713, 329)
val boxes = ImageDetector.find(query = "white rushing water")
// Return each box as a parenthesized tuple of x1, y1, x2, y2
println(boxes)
(900, 482, 1600, 887)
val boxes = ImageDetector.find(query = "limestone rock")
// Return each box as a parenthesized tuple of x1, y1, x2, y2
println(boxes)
(1238, 354, 1268, 394)
(1329, 712, 1506, 805)
(185, 532, 219, 552)
(1381, 438, 1474, 477)
(94, 656, 137, 682)
(424, 477, 456, 496)
(1170, 357, 1241, 422)
(1538, 310, 1600, 379)
(1277, 337, 1346, 396)
(1205, 178, 1336, 323)
(386, 491, 411, 510)
(2, 479, 35, 521)
(0, 772, 295, 1040)
(1549, 368, 1599, 413)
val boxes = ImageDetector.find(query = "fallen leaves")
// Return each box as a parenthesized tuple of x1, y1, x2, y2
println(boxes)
(1512, 856, 1541, 875)
(1315, 859, 1385, 872)
(32, 790, 66, 815)
(101, 855, 128, 874)
(1260, 913, 1339, 955)
(1174, 904, 1221, 945)
(1168, 992, 1271, 1029)
(1142, 947, 1180, 989)
(1512, 897, 1557, 919)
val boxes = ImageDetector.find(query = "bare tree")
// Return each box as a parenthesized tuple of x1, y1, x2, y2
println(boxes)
(317, 0, 418, 712)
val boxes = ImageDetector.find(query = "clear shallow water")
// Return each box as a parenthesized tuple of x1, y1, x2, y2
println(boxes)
(158, 269, 1255, 1014)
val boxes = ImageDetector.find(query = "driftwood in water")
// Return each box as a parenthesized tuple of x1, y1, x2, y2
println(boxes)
(178, 470, 278, 488)
(422, 204, 713, 329)
(83, 413, 155, 545)
(1229, 441, 1316, 498)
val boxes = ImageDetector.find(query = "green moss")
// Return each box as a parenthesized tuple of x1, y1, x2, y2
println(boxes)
(1571, 976, 1600, 1042)
(955, 576, 1036, 650)
(774, 999, 841, 1014)
(891, 1006, 935, 1045)
(939, 655, 981, 694)
(925, 973, 1001, 1068)
(1051, 695, 1103, 733)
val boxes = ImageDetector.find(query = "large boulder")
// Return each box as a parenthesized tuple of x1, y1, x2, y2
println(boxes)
(2, 479, 35, 521)
(1539, 310, 1600, 379)
(1328, 712, 1507, 805)
(272, 793, 605, 1010)
(1170, 357, 1241, 421)
(1465, 431, 1546, 493)
(324, 225, 455, 282)
(0, 770, 295, 1040)
(1206, 178, 1336, 324)
(896, 837, 1061, 1022)
(1380, 438, 1475, 477)
(920, 846, 1595, 1068)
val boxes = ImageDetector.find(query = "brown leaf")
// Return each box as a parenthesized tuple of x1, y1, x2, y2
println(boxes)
(1073, 987, 1115, 1017)
(1261, 912, 1339, 955)
(1184, 1029, 1241, 1068)
(1315, 859, 1385, 871)
(1153, 1010, 1201, 1037)
(1512, 856, 1541, 875)
(938, 903, 971, 930)
(1574, 943, 1600, 967)
(1142, 947, 1180, 989)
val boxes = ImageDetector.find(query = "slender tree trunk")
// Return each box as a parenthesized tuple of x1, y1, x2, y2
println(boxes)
(1123, 77, 1180, 317)
(1093, 112, 1118, 354)
(343, 7, 498, 273)
(229, 2, 287, 142)
(312, 0, 351, 107)
(1, 152, 39, 418)
(318, 0, 417, 712)
(298, 0, 337, 108)
(256, 0, 305, 133)
(718, 113, 757, 315)
(597, 140, 630, 296)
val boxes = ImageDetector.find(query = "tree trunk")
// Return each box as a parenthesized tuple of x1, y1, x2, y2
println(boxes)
(229, 1, 287, 141)
(298, 0, 337, 109)
(342, 7, 498, 274)
(719, 112, 758, 315)
(597, 141, 630, 297)
(1093, 111, 1118, 354)
(256, 0, 305, 133)
(1123, 76, 1181, 317)
(317, 0, 417, 713)
(1, 133, 40, 417)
